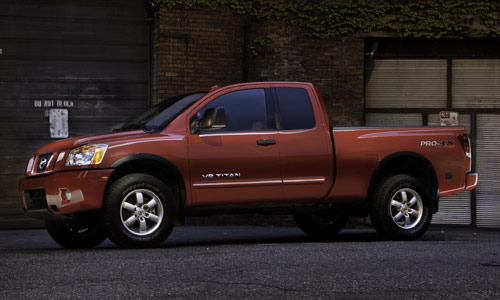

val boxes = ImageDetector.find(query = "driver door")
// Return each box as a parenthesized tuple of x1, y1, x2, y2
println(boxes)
(187, 86, 282, 207)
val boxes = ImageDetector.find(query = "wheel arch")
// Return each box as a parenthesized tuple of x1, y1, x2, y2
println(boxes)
(108, 154, 186, 219)
(367, 151, 439, 213)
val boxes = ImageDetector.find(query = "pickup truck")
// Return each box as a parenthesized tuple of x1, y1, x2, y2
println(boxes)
(18, 82, 478, 248)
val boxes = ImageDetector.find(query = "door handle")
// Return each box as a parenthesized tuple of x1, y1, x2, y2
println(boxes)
(257, 139, 276, 146)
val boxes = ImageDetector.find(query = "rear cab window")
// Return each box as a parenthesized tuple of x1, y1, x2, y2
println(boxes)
(274, 87, 316, 130)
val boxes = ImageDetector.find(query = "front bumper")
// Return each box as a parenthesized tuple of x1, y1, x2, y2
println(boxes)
(18, 169, 113, 218)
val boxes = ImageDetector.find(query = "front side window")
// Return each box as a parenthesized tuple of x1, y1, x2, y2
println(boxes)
(196, 89, 268, 133)
(276, 88, 315, 130)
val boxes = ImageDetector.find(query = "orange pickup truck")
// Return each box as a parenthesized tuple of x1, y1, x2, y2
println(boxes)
(19, 82, 477, 248)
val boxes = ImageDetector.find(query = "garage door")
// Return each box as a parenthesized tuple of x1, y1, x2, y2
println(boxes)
(0, 0, 150, 227)
(452, 59, 500, 228)
(453, 59, 500, 227)
(366, 59, 447, 109)
(476, 115, 500, 227)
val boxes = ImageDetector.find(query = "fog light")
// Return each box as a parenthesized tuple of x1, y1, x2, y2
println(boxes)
(59, 188, 71, 205)
(65, 189, 72, 201)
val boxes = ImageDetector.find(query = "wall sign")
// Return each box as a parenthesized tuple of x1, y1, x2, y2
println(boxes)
(440, 111, 459, 126)
(34, 100, 74, 108)
(49, 109, 69, 138)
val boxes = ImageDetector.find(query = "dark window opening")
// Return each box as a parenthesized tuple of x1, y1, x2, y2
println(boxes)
(275, 88, 315, 130)
(196, 89, 268, 133)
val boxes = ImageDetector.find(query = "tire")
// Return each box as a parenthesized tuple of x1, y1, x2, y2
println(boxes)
(101, 173, 177, 248)
(294, 212, 349, 239)
(370, 174, 432, 240)
(45, 219, 106, 248)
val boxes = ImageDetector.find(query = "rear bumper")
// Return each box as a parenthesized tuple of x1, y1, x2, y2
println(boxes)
(465, 172, 478, 192)
(18, 169, 113, 218)
(438, 172, 478, 197)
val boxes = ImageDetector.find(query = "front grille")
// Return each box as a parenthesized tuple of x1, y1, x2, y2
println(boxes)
(36, 154, 53, 173)
(24, 189, 48, 210)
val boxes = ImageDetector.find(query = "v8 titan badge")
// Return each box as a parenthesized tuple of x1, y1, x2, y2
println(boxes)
(202, 173, 241, 179)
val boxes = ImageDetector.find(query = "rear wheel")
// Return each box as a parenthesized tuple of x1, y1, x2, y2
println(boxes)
(45, 219, 106, 248)
(294, 212, 348, 239)
(101, 173, 177, 248)
(370, 174, 432, 240)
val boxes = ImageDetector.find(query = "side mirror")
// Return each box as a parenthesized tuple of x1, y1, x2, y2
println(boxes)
(190, 107, 226, 134)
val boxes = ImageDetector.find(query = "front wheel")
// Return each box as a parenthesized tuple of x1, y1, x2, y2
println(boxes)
(101, 174, 177, 248)
(294, 212, 349, 239)
(370, 174, 432, 240)
(45, 220, 106, 248)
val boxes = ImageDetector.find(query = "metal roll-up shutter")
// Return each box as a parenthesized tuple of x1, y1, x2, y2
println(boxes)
(432, 193, 471, 225)
(476, 114, 500, 228)
(428, 114, 472, 225)
(365, 113, 422, 126)
(366, 59, 447, 109)
(452, 59, 500, 108)
(0, 0, 149, 228)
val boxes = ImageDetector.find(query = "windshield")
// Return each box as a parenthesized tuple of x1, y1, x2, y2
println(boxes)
(116, 92, 207, 133)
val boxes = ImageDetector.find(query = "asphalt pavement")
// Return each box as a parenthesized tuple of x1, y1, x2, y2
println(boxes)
(1, 225, 499, 299)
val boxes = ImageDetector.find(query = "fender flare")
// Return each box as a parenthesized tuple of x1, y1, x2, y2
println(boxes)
(110, 153, 187, 208)
(368, 151, 439, 211)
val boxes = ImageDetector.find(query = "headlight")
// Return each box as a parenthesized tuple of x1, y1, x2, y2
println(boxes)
(66, 144, 108, 166)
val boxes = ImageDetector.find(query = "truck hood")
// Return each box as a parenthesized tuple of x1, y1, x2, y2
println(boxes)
(34, 130, 151, 154)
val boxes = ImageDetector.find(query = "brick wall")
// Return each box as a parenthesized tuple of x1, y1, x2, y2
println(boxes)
(246, 22, 364, 125)
(154, 5, 365, 125)
(154, 5, 249, 102)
